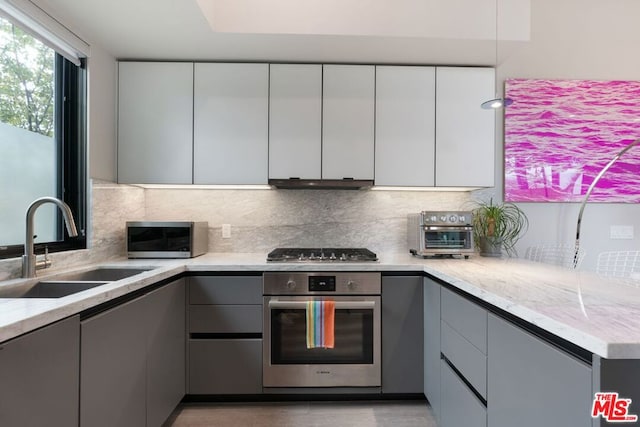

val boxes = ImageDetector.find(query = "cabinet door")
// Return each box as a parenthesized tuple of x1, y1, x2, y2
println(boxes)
(118, 62, 193, 184)
(147, 280, 186, 427)
(487, 314, 592, 427)
(381, 275, 424, 394)
(189, 275, 263, 305)
(81, 295, 149, 427)
(194, 63, 269, 184)
(322, 65, 375, 180)
(441, 359, 487, 427)
(424, 277, 441, 421)
(189, 339, 262, 394)
(375, 66, 436, 186)
(269, 64, 322, 179)
(0, 316, 79, 427)
(435, 67, 495, 187)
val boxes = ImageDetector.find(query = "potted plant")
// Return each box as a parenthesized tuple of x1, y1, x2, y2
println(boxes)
(471, 198, 528, 257)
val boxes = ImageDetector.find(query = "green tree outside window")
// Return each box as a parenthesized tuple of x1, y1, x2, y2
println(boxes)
(0, 17, 54, 137)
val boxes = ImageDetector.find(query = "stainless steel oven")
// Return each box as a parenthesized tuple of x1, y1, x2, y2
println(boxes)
(263, 272, 381, 388)
(408, 211, 474, 258)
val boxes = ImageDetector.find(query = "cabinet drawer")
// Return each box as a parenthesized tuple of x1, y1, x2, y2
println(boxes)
(440, 360, 487, 427)
(188, 339, 262, 394)
(441, 321, 487, 399)
(189, 276, 262, 305)
(189, 305, 262, 334)
(441, 287, 487, 354)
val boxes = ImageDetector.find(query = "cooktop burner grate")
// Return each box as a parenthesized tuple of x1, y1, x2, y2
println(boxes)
(267, 247, 378, 262)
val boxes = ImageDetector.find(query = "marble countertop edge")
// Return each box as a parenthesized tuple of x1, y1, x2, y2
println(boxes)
(1, 252, 639, 359)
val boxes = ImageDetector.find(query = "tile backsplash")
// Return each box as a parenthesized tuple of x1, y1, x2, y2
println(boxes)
(1, 181, 472, 280)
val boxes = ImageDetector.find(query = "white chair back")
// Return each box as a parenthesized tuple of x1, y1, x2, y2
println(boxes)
(596, 250, 640, 284)
(524, 243, 586, 269)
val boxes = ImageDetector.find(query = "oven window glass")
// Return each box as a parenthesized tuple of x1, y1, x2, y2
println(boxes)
(425, 230, 471, 249)
(271, 308, 374, 364)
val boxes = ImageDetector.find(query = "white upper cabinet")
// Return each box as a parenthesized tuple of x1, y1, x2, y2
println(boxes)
(435, 67, 495, 187)
(375, 66, 436, 187)
(269, 64, 322, 180)
(322, 65, 375, 180)
(118, 62, 193, 184)
(193, 63, 269, 185)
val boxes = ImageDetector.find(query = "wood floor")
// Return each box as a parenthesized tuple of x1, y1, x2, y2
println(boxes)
(165, 400, 437, 427)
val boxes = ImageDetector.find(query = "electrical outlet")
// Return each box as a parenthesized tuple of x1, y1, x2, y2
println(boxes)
(610, 225, 634, 240)
(221, 224, 231, 239)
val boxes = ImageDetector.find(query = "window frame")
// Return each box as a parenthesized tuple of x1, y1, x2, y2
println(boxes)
(0, 54, 87, 259)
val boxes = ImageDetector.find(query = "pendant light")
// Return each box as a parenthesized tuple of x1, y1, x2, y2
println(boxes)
(481, 0, 511, 109)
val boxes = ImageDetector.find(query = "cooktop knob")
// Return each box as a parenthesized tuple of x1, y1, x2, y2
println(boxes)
(329, 252, 337, 260)
(286, 280, 296, 290)
(449, 214, 458, 222)
(440, 215, 448, 222)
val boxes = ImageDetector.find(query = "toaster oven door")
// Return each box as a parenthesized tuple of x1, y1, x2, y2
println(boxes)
(422, 226, 474, 252)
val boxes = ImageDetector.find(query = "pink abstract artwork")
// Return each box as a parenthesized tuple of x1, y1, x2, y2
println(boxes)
(504, 78, 640, 202)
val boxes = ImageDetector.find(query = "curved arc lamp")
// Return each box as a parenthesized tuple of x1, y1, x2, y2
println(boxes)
(573, 138, 640, 268)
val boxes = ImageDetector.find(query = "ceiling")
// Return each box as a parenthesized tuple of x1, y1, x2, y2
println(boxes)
(36, 0, 530, 65)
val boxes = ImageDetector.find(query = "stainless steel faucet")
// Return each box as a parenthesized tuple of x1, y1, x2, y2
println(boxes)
(22, 197, 79, 278)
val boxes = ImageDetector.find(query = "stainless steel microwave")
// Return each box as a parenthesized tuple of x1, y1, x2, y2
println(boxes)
(126, 221, 208, 258)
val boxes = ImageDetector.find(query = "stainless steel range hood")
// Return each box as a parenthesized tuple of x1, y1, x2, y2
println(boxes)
(268, 178, 374, 190)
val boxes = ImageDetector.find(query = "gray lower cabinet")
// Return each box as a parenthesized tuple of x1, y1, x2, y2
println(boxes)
(81, 293, 147, 427)
(0, 315, 79, 427)
(441, 359, 487, 427)
(381, 275, 424, 394)
(438, 287, 488, 427)
(81, 279, 186, 427)
(423, 277, 441, 421)
(487, 313, 592, 427)
(189, 339, 262, 394)
(146, 280, 186, 427)
(187, 275, 263, 394)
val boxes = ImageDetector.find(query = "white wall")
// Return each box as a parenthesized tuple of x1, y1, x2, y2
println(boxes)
(87, 44, 117, 181)
(490, 0, 640, 270)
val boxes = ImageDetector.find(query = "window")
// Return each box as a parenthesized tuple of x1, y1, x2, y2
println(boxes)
(0, 16, 86, 259)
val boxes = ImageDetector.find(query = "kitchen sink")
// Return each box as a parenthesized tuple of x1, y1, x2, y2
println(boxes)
(0, 281, 108, 298)
(0, 267, 153, 298)
(50, 267, 152, 282)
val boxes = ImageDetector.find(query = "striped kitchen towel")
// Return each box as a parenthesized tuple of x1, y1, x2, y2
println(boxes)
(306, 300, 335, 349)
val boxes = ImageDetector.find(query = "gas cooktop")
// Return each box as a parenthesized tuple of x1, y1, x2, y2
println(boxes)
(266, 248, 378, 262)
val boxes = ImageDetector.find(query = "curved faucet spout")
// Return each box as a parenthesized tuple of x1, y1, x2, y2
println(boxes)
(22, 197, 79, 278)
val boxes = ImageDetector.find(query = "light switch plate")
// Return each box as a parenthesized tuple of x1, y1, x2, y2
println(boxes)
(610, 225, 634, 239)
(222, 224, 231, 239)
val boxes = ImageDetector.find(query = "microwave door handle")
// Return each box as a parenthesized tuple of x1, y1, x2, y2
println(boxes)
(268, 300, 376, 310)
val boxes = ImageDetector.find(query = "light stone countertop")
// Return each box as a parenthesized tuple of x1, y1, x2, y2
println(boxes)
(1, 252, 640, 359)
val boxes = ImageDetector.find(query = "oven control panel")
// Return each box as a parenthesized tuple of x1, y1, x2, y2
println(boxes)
(309, 276, 336, 292)
(263, 272, 381, 295)
(420, 211, 472, 225)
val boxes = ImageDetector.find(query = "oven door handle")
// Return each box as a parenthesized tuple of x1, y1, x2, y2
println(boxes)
(423, 226, 473, 231)
(268, 300, 376, 310)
